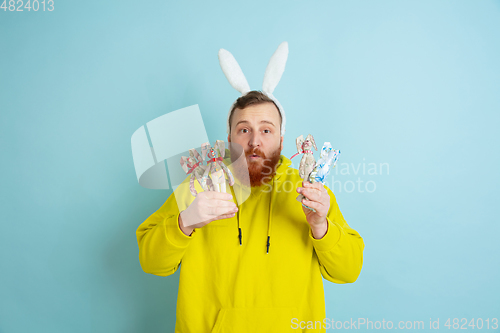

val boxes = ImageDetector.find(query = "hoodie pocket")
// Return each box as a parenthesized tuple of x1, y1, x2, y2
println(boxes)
(211, 307, 298, 333)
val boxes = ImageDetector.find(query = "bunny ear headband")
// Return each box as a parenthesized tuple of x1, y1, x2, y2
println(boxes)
(218, 41, 289, 135)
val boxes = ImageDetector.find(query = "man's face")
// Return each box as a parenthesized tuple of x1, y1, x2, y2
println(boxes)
(228, 102, 284, 187)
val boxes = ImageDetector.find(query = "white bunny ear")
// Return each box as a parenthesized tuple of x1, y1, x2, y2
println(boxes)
(296, 135, 304, 153)
(180, 156, 189, 173)
(215, 140, 225, 158)
(201, 142, 210, 161)
(190, 148, 202, 163)
(262, 41, 289, 94)
(307, 134, 318, 151)
(218, 48, 251, 95)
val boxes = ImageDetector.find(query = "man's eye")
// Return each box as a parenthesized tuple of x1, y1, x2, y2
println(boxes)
(240, 129, 248, 133)
(263, 129, 270, 133)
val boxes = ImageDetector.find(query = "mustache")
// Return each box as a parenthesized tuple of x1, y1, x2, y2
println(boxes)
(245, 148, 266, 158)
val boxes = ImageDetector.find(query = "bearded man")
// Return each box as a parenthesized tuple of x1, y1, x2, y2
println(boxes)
(136, 91, 364, 333)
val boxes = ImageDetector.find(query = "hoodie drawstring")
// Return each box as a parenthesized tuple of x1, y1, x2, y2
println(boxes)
(237, 208, 242, 246)
(232, 178, 276, 254)
(266, 178, 275, 254)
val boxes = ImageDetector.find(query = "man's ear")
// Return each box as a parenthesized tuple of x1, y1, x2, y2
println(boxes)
(280, 136, 284, 151)
(227, 134, 231, 143)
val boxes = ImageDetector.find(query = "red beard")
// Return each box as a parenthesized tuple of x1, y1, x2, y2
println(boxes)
(244, 147, 281, 187)
(229, 143, 282, 187)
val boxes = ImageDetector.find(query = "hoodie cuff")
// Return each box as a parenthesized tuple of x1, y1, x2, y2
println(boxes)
(309, 217, 341, 252)
(165, 213, 195, 248)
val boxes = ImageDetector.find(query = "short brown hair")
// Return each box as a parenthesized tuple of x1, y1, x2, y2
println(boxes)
(228, 90, 282, 134)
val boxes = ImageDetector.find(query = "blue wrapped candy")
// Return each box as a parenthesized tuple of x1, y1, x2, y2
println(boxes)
(294, 141, 341, 212)
(308, 142, 340, 184)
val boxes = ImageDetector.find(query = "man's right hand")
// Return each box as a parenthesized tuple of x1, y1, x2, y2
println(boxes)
(178, 191, 238, 236)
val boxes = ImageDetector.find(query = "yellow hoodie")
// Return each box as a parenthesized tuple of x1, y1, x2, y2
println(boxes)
(136, 155, 364, 332)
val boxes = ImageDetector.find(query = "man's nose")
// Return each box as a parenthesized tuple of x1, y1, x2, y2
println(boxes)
(249, 133, 261, 148)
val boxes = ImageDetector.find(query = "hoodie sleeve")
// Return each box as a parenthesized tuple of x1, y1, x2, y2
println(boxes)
(308, 187, 364, 284)
(136, 181, 196, 277)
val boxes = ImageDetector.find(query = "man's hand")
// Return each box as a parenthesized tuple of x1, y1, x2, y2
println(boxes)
(179, 191, 238, 236)
(296, 181, 330, 239)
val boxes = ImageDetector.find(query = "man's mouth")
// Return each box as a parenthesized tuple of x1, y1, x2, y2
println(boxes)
(246, 148, 266, 161)
(246, 150, 264, 160)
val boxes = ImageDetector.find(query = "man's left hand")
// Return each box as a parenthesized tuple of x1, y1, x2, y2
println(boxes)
(297, 181, 330, 239)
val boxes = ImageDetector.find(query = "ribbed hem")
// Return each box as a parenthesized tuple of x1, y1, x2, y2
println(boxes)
(309, 217, 341, 252)
(165, 213, 195, 248)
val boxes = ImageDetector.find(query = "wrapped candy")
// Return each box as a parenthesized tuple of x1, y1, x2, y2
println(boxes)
(201, 140, 235, 193)
(291, 135, 341, 212)
(180, 140, 235, 197)
(180, 148, 211, 197)
(293, 134, 318, 180)
(307, 142, 340, 184)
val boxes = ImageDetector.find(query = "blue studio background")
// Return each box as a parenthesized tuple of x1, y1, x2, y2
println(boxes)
(1, 0, 499, 332)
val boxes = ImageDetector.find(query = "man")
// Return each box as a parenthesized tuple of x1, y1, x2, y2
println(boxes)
(136, 91, 365, 333)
